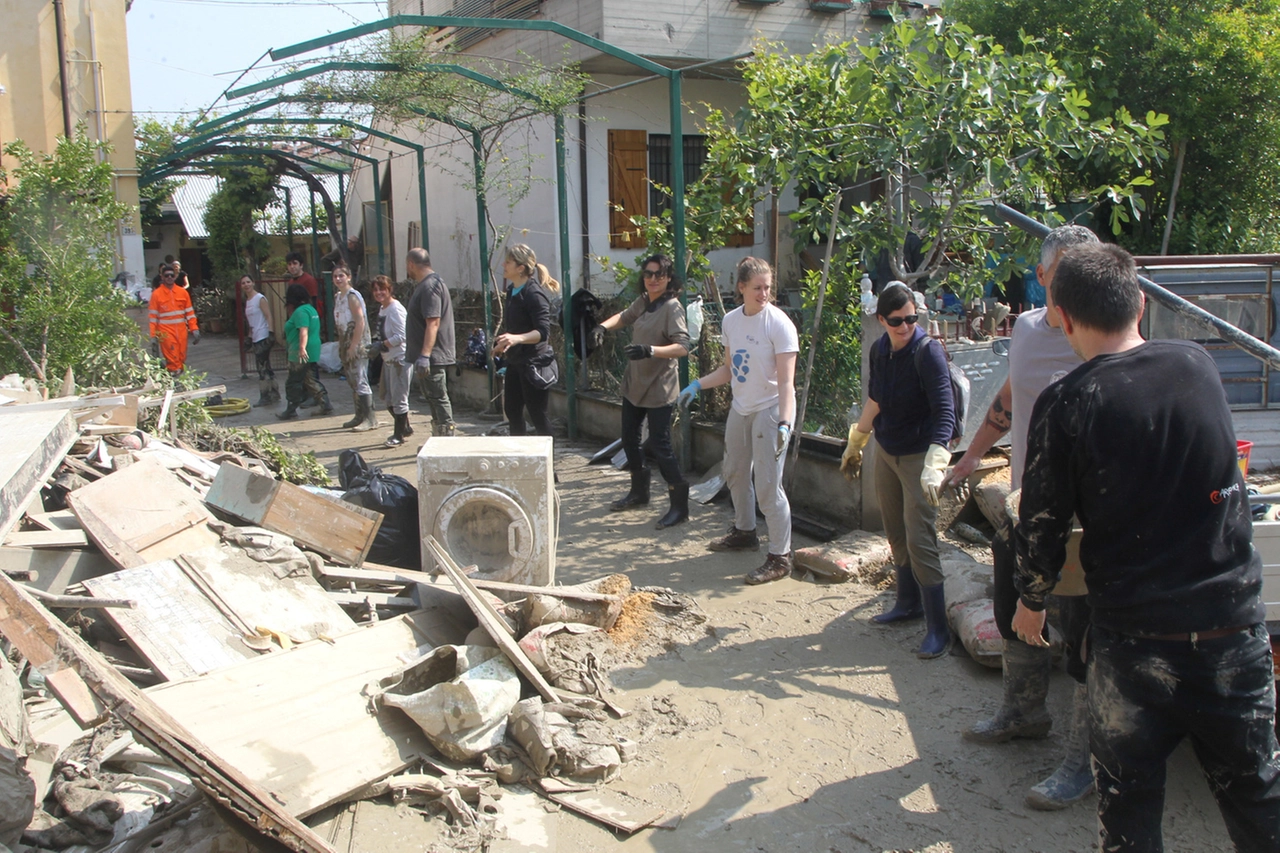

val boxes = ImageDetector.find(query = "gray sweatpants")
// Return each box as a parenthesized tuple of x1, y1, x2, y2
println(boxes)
(723, 405, 791, 556)
(382, 358, 412, 415)
(874, 447, 943, 586)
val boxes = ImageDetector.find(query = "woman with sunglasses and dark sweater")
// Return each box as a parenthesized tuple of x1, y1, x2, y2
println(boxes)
(842, 282, 956, 658)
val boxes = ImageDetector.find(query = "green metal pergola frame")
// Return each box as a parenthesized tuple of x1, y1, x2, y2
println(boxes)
(263, 14, 712, 440)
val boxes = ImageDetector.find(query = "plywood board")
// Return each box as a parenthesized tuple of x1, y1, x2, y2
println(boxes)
(179, 546, 354, 643)
(542, 787, 665, 833)
(67, 457, 219, 570)
(3, 529, 88, 548)
(83, 560, 255, 680)
(25, 510, 81, 531)
(205, 463, 382, 566)
(0, 410, 78, 543)
(0, 572, 336, 852)
(146, 611, 456, 818)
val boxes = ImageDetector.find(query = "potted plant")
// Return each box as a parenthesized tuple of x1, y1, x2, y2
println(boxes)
(195, 274, 236, 334)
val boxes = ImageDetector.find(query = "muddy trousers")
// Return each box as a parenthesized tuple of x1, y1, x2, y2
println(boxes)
(416, 364, 455, 429)
(722, 406, 791, 556)
(620, 399, 683, 486)
(994, 518, 1092, 683)
(1089, 624, 1280, 853)
(285, 362, 328, 407)
(251, 337, 275, 380)
(873, 448, 942, 586)
(381, 358, 411, 415)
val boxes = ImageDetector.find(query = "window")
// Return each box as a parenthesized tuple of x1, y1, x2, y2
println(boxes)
(607, 130, 754, 250)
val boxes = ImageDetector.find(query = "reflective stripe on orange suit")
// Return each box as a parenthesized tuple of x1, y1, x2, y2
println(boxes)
(148, 285, 198, 372)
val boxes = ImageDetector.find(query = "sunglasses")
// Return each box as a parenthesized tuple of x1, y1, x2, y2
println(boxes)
(641, 269, 665, 279)
(883, 314, 919, 327)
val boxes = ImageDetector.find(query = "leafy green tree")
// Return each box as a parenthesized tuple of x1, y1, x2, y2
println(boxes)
(134, 117, 190, 228)
(706, 18, 1168, 305)
(946, 0, 1280, 253)
(204, 161, 282, 279)
(0, 132, 142, 386)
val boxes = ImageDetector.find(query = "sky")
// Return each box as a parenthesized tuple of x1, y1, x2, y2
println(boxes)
(126, 0, 385, 118)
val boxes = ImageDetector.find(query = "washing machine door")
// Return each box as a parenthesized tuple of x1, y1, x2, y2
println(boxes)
(432, 486, 535, 584)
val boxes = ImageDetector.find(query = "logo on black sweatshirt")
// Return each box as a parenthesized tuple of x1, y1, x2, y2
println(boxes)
(1210, 482, 1241, 505)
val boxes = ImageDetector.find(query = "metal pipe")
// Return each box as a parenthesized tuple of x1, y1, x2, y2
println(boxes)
(578, 52, 753, 103)
(1132, 254, 1280, 267)
(578, 97, 590, 293)
(52, 0, 73, 138)
(995, 204, 1280, 371)
(555, 112, 576, 439)
(670, 70, 691, 468)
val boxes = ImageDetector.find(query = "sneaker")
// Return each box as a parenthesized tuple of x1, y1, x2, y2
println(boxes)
(708, 526, 760, 552)
(745, 552, 793, 585)
(384, 435, 405, 448)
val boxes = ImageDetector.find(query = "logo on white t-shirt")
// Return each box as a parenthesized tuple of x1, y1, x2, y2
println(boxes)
(731, 349, 751, 383)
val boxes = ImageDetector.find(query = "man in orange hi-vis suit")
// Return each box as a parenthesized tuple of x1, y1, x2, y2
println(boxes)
(148, 265, 200, 374)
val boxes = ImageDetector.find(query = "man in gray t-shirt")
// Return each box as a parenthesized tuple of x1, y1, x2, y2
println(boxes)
(404, 248, 457, 436)
(941, 225, 1099, 812)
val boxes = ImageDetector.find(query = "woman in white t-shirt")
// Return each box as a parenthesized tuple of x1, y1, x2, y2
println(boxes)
(240, 275, 278, 407)
(679, 257, 799, 584)
(332, 264, 377, 432)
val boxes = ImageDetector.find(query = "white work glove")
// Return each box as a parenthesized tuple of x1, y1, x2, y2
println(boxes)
(774, 422, 792, 459)
(840, 425, 872, 481)
(921, 443, 952, 506)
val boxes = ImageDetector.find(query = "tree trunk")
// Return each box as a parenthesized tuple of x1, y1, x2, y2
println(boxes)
(1160, 139, 1187, 256)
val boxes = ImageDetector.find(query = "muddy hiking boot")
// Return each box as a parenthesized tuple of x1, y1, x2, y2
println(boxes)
(745, 551, 793, 585)
(253, 379, 276, 408)
(707, 525, 760, 552)
(1026, 682, 1094, 810)
(655, 482, 690, 530)
(964, 639, 1053, 743)
(872, 564, 924, 624)
(610, 468, 651, 512)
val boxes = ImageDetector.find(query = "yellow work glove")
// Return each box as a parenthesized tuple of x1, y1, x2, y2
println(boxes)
(920, 443, 952, 506)
(840, 425, 872, 481)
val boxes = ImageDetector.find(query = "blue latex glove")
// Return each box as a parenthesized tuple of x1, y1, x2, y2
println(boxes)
(414, 354, 431, 370)
(677, 379, 701, 408)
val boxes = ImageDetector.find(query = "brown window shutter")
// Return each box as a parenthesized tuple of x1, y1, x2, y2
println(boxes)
(608, 129, 649, 249)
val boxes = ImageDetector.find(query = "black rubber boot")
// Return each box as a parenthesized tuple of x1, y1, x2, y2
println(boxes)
(871, 564, 924, 624)
(916, 582, 953, 659)
(655, 482, 690, 530)
(342, 394, 365, 429)
(353, 393, 379, 432)
(610, 468, 651, 512)
(964, 640, 1053, 743)
(384, 410, 406, 447)
(276, 403, 298, 420)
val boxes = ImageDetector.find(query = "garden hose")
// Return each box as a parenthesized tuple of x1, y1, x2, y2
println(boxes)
(206, 397, 252, 417)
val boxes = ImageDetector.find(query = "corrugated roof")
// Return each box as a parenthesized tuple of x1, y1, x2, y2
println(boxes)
(170, 173, 343, 240)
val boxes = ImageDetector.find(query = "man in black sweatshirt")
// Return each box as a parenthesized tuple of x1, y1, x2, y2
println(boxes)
(1012, 243, 1279, 852)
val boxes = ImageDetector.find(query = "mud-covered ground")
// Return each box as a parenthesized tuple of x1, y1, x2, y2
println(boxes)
(182, 335, 1234, 852)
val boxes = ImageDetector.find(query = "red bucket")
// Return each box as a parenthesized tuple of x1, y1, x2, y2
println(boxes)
(1238, 440, 1254, 478)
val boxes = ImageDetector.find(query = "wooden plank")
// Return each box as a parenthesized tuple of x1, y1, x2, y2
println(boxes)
(322, 563, 620, 603)
(3, 529, 89, 548)
(136, 386, 226, 410)
(424, 536, 561, 703)
(327, 591, 417, 608)
(25, 510, 81, 531)
(0, 395, 125, 415)
(146, 611, 453, 818)
(0, 410, 79, 543)
(0, 572, 337, 852)
(83, 560, 256, 680)
(67, 456, 219, 570)
(206, 463, 382, 566)
(541, 787, 665, 834)
(0, 546, 115, 595)
(178, 546, 354, 643)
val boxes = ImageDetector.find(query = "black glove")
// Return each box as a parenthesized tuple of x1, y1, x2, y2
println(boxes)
(190, 329, 201, 345)
(589, 324, 606, 350)
(624, 344, 653, 361)
(150, 337, 160, 359)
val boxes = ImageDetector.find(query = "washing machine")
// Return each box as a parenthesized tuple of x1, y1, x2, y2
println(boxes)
(418, 436, 556, 587)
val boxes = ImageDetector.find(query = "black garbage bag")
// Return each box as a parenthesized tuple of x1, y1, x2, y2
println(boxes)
(338, 449, 421, 568)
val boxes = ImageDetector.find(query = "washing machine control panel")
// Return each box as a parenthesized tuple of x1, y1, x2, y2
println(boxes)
(476, 458, 519, 473)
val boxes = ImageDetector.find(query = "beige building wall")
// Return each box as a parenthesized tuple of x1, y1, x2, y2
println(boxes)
(0, 0, 145, 281)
